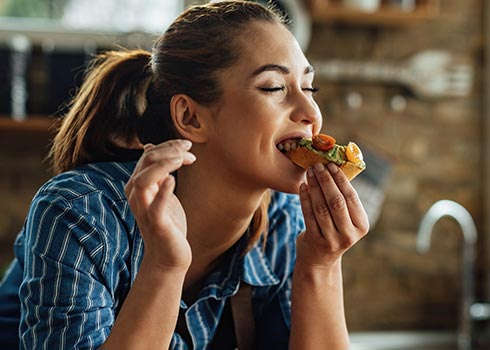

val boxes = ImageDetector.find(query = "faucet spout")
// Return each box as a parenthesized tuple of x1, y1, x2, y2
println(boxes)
(417, 200, 477, 253)
(416, 200, 478, 350)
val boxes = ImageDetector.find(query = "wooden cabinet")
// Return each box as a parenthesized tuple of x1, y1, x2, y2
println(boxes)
(0, 116, 55, 132)
(305, 0, 440, 25)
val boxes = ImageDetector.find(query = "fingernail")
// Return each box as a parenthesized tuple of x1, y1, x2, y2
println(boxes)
(180, 139, 192, 149)
(300, 183, 308, 192)
(314, 162, 325, 172)
(187, 152, 197, 162)
(327, 162, 338, 173)
(307, 167, 314, 177)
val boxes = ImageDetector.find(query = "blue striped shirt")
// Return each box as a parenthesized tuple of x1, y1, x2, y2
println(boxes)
(0, 161, 305, 349)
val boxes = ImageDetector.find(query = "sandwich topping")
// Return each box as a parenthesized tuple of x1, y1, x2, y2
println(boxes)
(279, 134, 366, 168)
(345, 141, 364, 165)
(282, 133, 366, 179)
(312, 134, 336, 151)
(298, 138, 347, 166)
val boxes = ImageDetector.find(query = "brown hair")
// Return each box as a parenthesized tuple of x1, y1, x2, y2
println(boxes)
(50, 1, 287, 250)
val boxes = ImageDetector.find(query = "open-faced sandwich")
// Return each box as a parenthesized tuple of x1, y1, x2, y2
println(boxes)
(281, 134, 366, 181)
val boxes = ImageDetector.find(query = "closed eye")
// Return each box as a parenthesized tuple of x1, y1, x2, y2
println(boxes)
(260, 87, 285, 92)
(260, 86, 319, 93)
(303, 86, 320, 94)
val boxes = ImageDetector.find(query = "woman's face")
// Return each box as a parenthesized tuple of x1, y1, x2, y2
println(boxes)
(205, 21, 322, 193)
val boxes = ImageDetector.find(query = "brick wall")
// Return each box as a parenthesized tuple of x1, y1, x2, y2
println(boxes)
(306, 0, 485, 330)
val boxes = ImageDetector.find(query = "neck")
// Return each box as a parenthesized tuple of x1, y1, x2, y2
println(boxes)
(175, 160, 267, 297)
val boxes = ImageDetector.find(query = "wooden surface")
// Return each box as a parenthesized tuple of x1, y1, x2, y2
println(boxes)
(0, 116, 56, 132)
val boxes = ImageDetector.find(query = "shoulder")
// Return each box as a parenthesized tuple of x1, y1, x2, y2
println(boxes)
(38, 161, 136, 203)
(25, 161, 138, 252)
(20, 161, 140, 281)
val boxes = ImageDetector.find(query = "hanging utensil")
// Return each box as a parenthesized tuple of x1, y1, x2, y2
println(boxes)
(313, 50, 474, 100)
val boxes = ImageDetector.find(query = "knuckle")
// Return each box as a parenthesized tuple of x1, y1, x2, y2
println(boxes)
(142, 151, 158, 164)
(165, 141, 179, 150)
(345, 190, 360, 205)
(304, 210, 317, 222)
(341, 235, 356, 249)
(314, 202, 330, 217)
(334, 170, 349, 184)
(329, 195, 346, 212)
(167, 140, 186, 151)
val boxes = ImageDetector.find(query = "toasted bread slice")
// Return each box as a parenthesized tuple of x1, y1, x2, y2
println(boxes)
(286, 147, 365, 181)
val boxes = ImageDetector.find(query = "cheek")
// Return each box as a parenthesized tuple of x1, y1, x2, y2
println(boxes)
(213, 90, 286, 141)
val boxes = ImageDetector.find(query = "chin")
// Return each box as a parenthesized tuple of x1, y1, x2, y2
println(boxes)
(270, 172, 306, 194)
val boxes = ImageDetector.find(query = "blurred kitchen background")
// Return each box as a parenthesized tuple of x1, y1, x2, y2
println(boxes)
(1, 0, 490, 348)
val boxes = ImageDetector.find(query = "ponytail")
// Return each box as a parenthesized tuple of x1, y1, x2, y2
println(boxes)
(50, 49, 153, 174)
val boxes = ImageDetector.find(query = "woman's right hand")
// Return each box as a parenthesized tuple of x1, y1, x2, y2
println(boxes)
(125, 139, 196, 272)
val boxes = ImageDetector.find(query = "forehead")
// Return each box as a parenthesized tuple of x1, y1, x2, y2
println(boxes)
(232, 21, 309, 73)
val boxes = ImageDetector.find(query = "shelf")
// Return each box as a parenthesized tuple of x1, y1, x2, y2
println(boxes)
(0, 17, 156, 50)
(0, 116, 56, 132)
(306, 0, 440, 26)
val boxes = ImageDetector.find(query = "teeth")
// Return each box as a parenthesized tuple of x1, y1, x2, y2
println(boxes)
(277, 139, 300, 152)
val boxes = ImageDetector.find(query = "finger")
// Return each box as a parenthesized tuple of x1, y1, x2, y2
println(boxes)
(158, 139, 192, 151)
(298, 182, 322, 237)
(141, 140, 191, 163)
(136, 148, 196, 177)
(135, 139, 193, 173)
(149, 174, 176, 216)
(127, 140, 195, 210)
(327, 163, 370, 234)
(306, 165, 336, 237)
(131, 156, 190, 194)
(312, 163, 352, 231)
(144, 143, 155, 151)
(126, 151, 194, 210)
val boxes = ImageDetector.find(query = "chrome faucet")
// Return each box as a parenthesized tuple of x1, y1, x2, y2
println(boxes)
(417, 200, 477, 350)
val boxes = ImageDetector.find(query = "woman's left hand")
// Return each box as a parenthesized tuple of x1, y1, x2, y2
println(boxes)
(296, 162, 369, 269)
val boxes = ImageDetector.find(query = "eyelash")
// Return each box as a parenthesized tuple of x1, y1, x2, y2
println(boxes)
(304, 87, 320, 93)
(260, 86, 320, 93)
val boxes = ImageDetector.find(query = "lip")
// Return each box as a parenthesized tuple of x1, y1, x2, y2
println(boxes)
(275, 132, 312, 146)
(275, 132, 311, 169)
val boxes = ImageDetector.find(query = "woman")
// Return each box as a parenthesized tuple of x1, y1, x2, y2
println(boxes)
(0, 1, 369, 349)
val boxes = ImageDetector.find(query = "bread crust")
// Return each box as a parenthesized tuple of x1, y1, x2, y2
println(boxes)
(286, 147, 365, 181)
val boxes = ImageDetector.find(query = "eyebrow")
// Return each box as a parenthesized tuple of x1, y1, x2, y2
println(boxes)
(250, 64, 315, 77)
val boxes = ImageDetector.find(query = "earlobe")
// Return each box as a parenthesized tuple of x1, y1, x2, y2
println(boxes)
(170, 94, 208, 143)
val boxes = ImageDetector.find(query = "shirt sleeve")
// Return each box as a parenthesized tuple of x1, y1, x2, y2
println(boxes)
(19, 193, 120, 350)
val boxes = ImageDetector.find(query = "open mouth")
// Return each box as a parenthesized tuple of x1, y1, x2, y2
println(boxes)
(277, 138, 301, 153)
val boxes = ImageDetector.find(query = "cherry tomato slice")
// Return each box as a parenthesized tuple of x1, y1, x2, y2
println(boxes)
(312, 134, 336, 151)
(345, 142, 363, 163)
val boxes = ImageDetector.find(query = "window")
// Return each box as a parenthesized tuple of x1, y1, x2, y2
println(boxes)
(0, 0, 183, 33)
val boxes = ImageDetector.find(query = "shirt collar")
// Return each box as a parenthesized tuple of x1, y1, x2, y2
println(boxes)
(242, 242, 280, 287)
(181, 229, 279, 309)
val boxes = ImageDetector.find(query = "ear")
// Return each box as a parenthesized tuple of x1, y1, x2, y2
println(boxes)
(170, 94, 210, 143)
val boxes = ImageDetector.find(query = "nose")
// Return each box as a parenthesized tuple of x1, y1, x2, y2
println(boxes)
(290, 91, 322, 128)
